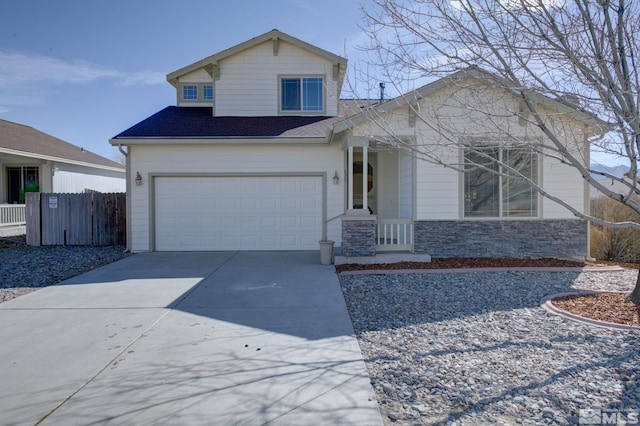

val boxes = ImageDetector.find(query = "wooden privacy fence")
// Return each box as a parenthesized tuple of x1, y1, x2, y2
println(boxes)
(26, 192, 126, 246)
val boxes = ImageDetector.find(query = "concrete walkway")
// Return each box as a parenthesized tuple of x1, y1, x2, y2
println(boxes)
(0, 252, 382, 426)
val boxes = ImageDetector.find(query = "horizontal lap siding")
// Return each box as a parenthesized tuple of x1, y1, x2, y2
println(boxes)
(129, 144, 344, 252)
(215, 42, 339, 116)
(542, 156, 585, 219)
(415, 150, 459, 220)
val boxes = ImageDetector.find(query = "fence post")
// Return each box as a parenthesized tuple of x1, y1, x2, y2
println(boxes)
(25, 192, 41, 246)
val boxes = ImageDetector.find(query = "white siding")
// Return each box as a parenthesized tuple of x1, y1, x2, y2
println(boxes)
(128, 143, 344, 252)
(414, 149, 459, 220)
(214, 41, 339, 117)
(179, 69, 211, 83)
(351, 80, 590, 221)
(541, 155, 585, 219)
(52, 163, 125, 193)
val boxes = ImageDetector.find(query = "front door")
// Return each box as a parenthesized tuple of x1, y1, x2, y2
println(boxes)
(352, 154, 376, 214)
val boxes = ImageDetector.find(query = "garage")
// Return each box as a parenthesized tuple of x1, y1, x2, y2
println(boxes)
(154, 176, 323, 251)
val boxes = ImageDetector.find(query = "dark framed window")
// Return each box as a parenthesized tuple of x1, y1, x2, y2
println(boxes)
(6, 166, 39, 204)
(281, 77, 323, 112)
(464, 147, 538, 217)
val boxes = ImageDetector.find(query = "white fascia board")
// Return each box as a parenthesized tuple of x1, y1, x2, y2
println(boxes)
(0, 147, 125, 173)
(333, 68, 606, 135)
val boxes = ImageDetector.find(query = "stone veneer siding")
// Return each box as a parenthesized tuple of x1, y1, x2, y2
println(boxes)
(414, 219, 587, 258)
(341, 219, 377, 257)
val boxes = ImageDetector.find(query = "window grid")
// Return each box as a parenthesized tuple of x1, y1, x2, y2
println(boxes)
(183, 85, 198, 100)
(203, 85, 213, 100)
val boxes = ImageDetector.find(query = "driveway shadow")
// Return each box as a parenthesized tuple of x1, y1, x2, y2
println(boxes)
(170, 251, 353, 341)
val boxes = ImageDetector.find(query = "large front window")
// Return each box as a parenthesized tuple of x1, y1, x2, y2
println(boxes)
(281, 77, 323, 112)
(464, 147, 538, 217)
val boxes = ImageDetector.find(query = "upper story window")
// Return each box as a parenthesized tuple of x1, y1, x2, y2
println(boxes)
(463, 146, 538, 218)
(280, 76, 323, 113)
(179, 83, 214, 104)
(183, 85, 198, 100)
(203, 85, 213, 100)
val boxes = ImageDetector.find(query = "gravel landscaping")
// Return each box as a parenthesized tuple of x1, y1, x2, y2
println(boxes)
(340, 269, 640, 425)
(0, 236, 129, 302)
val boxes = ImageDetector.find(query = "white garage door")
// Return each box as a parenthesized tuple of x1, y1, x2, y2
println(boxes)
(154, 176, 323, 251)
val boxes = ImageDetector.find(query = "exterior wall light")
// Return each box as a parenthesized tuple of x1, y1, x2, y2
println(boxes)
(135, 171, 142, 186)
(333, 170, 340, 185)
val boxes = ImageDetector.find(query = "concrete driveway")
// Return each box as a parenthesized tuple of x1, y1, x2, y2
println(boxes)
(0, 252, 382, 426)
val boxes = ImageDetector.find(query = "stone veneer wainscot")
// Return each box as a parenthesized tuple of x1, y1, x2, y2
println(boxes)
(413, 219, 587, 258)
(341, 216, 377, 257)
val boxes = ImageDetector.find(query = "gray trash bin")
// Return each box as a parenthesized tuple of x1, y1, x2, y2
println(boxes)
(319, 240, 335, 265)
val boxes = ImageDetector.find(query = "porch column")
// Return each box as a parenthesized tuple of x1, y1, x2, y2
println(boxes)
(348, 146, 354, 210)
(362, 145, 368, 212)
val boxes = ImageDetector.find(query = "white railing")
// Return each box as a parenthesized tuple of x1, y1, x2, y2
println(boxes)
(377, 219, 413, 251)
(0, 204, 26, 227)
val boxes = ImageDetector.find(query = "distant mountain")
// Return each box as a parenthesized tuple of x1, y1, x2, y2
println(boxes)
(590, 163, 631, 180)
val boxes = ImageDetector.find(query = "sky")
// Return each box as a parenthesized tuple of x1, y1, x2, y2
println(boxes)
(0, 0, 371, 162)
(0, 0, 622, 166)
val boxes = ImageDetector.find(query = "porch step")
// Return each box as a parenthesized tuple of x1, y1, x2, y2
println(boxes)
(335, 253, 431, 266)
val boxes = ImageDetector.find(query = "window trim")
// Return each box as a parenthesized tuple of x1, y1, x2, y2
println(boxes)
(460, 145, 541, 220)
(178, 83, 214, 104)
(278, 75, 326, 115)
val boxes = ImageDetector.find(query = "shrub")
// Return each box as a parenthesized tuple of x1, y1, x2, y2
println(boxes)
(590, 195, 640, 263)
(19, 183, 40, 204)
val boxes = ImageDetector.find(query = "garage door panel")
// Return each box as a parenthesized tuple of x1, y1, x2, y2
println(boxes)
(155, 176, 322, 251)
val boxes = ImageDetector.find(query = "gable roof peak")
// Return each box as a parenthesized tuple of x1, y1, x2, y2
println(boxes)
(166, 29, 348, 86)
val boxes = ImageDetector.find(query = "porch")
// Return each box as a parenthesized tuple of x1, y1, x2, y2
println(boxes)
(341, 137, 415, 256)
(0, 204, 26, 236)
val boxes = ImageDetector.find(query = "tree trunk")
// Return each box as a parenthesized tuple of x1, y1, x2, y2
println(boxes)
(629, 265, 640, 305)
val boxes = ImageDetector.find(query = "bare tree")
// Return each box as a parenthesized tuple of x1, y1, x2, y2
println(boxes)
(356, 0, 640, 302)
(112, 152, 127, 166)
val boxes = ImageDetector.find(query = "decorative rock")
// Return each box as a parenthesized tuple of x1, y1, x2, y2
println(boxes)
(340, 269, 640, 424)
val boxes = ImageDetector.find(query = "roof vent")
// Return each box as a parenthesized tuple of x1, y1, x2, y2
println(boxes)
(379, 82, 385, 103)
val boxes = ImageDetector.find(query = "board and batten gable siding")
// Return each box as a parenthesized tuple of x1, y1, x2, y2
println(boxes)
(127, 143, 344, 252)
(213, 41, 340, 117)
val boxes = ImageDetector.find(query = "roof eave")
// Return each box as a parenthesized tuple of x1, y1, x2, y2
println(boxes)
(0, 147, 125, 173)
(332, 67, 608, 134)
(109, 135, 331, 146)
(166, 29, 348, 85)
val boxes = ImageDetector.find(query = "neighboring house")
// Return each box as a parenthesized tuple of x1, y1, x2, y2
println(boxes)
(111, 29, 598, 258)
(0, 119, 125, 204)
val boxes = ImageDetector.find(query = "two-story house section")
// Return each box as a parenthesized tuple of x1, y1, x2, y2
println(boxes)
(111, 30, 350, 252)
(112, 30, 598, 259)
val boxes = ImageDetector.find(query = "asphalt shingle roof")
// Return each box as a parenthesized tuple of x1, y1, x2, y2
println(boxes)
(0, 119, 123, 169)
(113, 107, 336, 138)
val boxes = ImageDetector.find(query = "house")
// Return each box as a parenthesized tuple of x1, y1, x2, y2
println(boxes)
(111, 29, 598, 259)
(0, 119, 125, 203)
